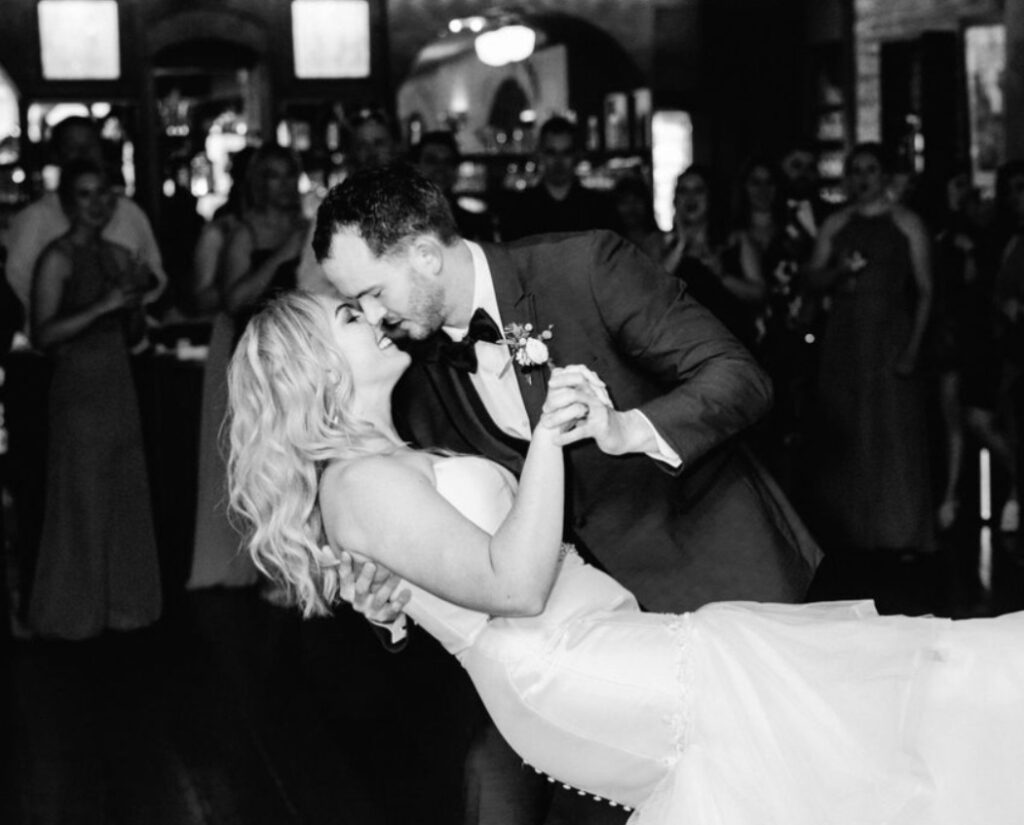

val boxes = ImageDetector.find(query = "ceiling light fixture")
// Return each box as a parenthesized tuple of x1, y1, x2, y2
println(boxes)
(474, 22, 536, 67)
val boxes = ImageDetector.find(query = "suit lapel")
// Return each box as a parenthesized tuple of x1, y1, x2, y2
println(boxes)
(413, 348, 527, 475)
(484, 244, 548, 429)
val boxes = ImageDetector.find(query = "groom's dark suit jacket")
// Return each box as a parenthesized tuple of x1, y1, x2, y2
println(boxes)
(393, 230, 821, 612)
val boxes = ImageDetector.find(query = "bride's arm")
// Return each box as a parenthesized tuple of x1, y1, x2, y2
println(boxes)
(322, 425, 564, 617)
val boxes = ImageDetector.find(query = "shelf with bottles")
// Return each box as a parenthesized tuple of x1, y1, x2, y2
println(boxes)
(454, 150, 649, 199)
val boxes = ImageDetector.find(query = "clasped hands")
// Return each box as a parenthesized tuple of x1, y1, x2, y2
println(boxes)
(333, 364, 625, 626)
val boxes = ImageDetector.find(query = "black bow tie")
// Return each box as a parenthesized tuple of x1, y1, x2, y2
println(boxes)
(439, 308, 502, 373)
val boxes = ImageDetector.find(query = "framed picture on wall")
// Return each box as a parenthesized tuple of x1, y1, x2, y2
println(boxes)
(38, 0, 120, 80)
(964, 23, 1005, 196)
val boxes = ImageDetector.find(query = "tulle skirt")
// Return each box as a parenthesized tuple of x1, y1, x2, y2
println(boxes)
(466, 600, 1024, 825)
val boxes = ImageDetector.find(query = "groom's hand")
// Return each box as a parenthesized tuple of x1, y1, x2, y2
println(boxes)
(540, 366, 657, 456)
(337, 550, 411, 624)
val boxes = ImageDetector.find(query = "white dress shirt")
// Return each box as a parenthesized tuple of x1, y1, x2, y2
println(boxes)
(442, 241, 532, 441)
(446, 241, 680, 467)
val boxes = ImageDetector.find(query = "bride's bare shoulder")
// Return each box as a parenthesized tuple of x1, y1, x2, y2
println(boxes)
(319, 453, 440, 549)
(321, 451, 436, 501)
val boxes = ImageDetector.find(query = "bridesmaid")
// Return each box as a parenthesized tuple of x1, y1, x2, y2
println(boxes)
(222, 143, 309, 335)
(655, 165, 765, 348)
(188, 148, 260, 589)
(190, 143, 307, 588)
(29, 158, 161, 638)
(803, 142, 934, 556)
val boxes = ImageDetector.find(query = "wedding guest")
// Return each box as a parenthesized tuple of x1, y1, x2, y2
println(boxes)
(5, 116, 166, 316)
(311, 162, 820, 825)
(931, 164, 1018, 533)
(0, 253, 22, 634)
(728, 156, 814, 490)
(656, 165, 764, 348)
(500, 116, 616, 241)
(986, 160, 1024, 532)
(777, 138, 830, 251)
(3, 115, 165, 626)
(188, 143, 306, 589)
(610, 175, 660, 252)
(188, 147, 261, 590)
(189, 147, 253, 316)
(348, 107, 401, 173)
(804, 142, 934, 556)
(28, 158, 161, 639)
(409, 130, 497, 242)
(294, 106, 402, 295)
(222, 143, 309, 341)
(228, 289, 1024, 825)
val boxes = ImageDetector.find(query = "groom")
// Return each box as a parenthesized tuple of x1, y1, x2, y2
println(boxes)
(313, 163, 821, 823)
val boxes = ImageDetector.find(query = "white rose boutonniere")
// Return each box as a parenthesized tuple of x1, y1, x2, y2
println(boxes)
(502, 322, 554, 383)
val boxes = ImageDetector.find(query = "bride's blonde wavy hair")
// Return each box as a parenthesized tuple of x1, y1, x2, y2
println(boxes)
(227, 290, 402, 616)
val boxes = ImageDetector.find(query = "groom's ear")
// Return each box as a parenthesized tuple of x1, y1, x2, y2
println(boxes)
(408, 234, 444, 278)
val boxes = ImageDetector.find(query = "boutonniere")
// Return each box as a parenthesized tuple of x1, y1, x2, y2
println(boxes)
(501, 322, 553, 383)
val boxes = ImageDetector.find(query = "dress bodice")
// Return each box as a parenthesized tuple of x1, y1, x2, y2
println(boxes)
(832, 211, 913, 298)
(402, 456, 637, 657)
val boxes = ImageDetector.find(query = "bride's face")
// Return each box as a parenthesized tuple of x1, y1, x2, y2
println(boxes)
(329, 302, 411, 393)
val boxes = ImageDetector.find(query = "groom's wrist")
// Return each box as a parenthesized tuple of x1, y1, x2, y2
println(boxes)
(628, 410, 683, 468)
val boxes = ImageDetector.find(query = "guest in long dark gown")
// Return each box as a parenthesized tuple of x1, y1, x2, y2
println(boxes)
(727, 156, 816, 492)
(28, 158, 161, 639)
(804, 142, 934, 556)
(190, 143, 307, 588)
(188, 148, 261, 590)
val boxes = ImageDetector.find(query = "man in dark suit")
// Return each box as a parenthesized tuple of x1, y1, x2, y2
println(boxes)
(313, 163, 821, 824)
(500, 115, 616, 241)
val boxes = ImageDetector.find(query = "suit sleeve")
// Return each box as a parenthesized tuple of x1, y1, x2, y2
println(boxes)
(584, 230, 772, 471)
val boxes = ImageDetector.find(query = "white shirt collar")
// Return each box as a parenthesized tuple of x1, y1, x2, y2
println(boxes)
(442, 240, 503, 343)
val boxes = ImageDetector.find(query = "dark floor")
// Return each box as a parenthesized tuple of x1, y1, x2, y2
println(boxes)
(2, 520, 1023, 825)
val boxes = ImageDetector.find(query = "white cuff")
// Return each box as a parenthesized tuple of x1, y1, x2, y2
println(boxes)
(370, 614, 408, 645)
(636, 411, 683, 469)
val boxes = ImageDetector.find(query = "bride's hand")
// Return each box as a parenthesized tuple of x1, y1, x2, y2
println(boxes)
(336, 550, 411, 624)
(539, 365, 637, 455)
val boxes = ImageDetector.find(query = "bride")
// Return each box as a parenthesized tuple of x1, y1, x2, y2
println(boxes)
(228, 290, 1024, 825)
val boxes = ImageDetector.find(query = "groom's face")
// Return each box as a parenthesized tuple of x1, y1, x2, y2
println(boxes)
(321, 229, 447, 342)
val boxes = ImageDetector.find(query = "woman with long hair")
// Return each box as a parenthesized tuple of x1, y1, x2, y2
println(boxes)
(222, 142, 309, 338)
(28, 158, 162, 638)
(188, 146, 261, 589)
(226, 290, 1024, 825)
(657, 165, 765, 347)
(803, 142, 934, 555)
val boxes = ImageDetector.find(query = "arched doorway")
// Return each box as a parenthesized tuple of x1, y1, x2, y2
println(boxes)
(397, 11, 644, 153)
(144, 9, 270, 295)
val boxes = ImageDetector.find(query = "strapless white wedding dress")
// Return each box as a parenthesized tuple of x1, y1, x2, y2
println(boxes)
(404, 456, 1024, 824)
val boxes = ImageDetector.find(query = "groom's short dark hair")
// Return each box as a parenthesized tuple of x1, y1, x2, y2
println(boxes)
(313, 161, 460, 262)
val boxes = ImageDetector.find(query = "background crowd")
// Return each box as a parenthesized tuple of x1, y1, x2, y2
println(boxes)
(2, 108, 1023, 643)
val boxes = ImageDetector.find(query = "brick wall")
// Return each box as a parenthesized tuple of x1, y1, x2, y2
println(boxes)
(854, 0, 1001, 140)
